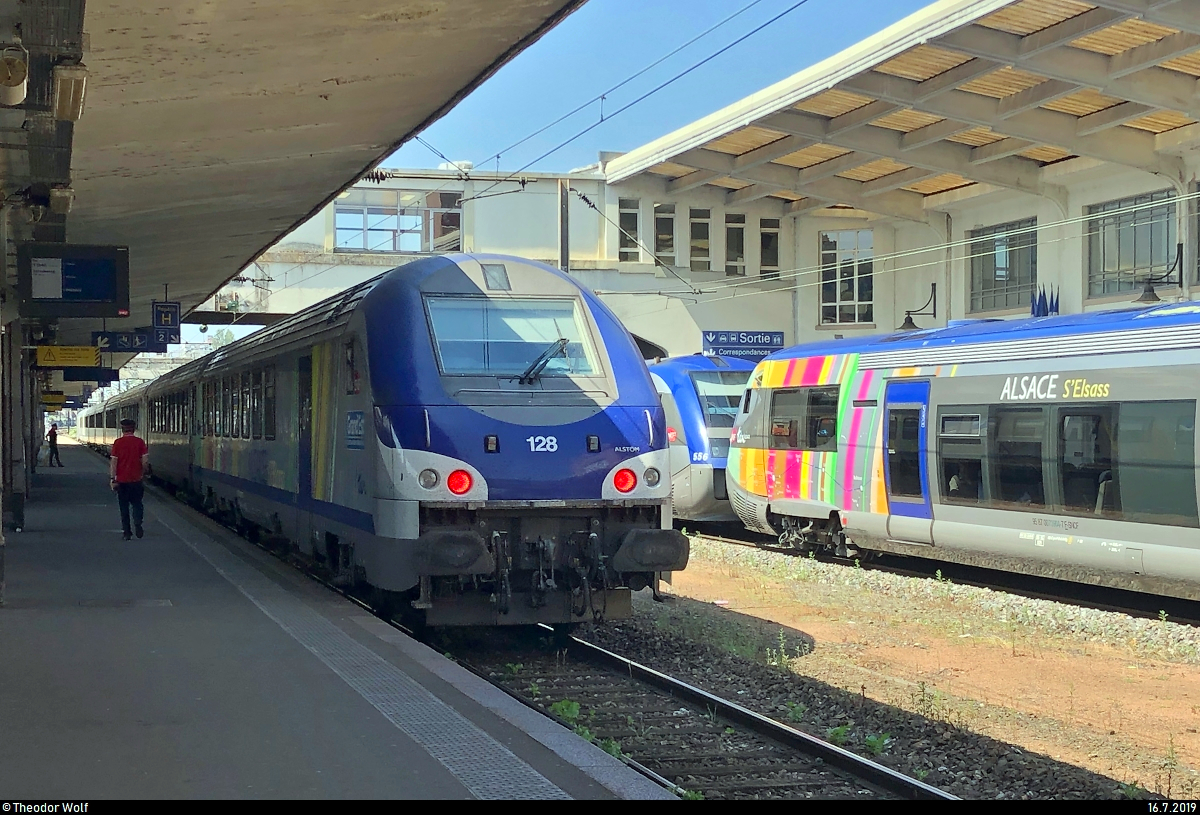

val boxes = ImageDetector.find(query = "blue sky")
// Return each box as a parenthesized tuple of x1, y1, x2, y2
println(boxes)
(386, 0, 931, 174)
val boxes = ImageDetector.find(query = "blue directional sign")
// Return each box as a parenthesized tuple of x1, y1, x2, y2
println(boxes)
(92, 331, 150, 351)
(154, 326, 180, 345)
(702, 329, 786, 361)
(153, 301, 181, 329)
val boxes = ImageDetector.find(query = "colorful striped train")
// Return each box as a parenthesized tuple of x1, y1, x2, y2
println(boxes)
(727, 304, 1200, 601)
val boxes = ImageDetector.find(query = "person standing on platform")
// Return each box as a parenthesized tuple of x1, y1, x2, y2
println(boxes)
(110, 418, 149, 540)
(46, 422, 62, 467)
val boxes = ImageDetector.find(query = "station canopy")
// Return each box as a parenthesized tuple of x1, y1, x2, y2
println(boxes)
(605, 0, 1200, 223)
(12, 0, 582, 348)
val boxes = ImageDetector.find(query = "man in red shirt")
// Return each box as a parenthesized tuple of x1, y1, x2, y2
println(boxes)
(110, 418, 149, 540)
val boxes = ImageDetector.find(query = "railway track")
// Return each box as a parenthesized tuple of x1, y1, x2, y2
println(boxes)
(453, 627, 957, 801)
(127, 459, 955, 801)
(687, 524, 1200, 627)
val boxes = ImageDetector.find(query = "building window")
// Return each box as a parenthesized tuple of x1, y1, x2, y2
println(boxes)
(1087, 189, 1175, 297)
(618, 198, 640, 262)
(726, 214, 746, 276)
(820, 229, 873, 324)
(654, 204, 675, 266)
(970, 218, 1037, 312)
(760, 218, 780, 279)
(334, 190, 462, 254)
(689, 208, 711, 272)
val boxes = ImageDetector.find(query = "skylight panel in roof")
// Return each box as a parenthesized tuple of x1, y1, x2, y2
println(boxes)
(976, 0, 1094, 37)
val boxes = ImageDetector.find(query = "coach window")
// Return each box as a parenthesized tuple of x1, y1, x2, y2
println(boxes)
(232, 375, 243, 438)
(1059, 407, 1119, 516)
(938, 412, 983, 504)
(989, 408, 1046, 508)
(241, 372, 252, 438)
(345, 341, 361, 395)
(222, 377, 232, 437)
(1116, 401, 1198, 526)
(769, 387, 838, 451)
(252, 370, 263, 439)
(263, 367, 277, 441)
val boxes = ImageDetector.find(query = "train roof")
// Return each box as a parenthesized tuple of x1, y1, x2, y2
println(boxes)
(648, 354, 757, 372)
(763, 301, 1200, 363)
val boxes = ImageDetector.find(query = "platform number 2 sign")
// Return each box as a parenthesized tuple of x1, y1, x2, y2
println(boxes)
(526, 435, 558, 452)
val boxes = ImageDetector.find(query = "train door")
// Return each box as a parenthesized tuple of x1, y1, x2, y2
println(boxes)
(884, 380, 933, 544)
(298, 355, 313, 501)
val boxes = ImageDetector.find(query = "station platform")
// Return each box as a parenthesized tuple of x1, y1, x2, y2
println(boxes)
(0, 439, 671, 800)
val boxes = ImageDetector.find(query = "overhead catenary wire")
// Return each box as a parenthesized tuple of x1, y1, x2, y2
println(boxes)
(369, 0, 778, 208)
(463, 0, 816, 205)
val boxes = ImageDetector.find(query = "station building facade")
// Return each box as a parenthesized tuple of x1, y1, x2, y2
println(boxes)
(209, 0, 1200, 358)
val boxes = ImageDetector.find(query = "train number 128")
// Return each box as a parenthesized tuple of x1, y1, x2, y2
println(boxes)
(527, 435, 558, 452)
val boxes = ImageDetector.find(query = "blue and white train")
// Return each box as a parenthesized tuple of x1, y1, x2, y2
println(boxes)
(648, 355, 754, 522)
(79, 254, 690, 626)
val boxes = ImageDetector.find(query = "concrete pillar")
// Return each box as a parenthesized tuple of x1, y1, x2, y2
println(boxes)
(3, 325, 27, 531)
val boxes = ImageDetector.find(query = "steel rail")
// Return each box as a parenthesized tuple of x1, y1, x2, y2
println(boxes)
(563, 634, 959, 801)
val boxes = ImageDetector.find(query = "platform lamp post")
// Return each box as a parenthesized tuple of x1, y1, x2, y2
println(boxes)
(898, 283, 937, 331)
(1134, 242, 1184, 304)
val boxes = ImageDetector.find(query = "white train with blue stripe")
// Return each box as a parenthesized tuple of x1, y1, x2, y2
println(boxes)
(79, 254, 689, 626)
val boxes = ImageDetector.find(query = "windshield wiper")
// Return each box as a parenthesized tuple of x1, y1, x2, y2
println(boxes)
(517, 338, 569, 384)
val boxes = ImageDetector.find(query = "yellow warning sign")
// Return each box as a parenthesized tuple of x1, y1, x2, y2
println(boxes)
(36, 346, 100, 367)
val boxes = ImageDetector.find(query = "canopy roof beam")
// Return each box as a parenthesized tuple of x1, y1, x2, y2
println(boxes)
(672, 147, 928, 222)
(841, 71, 1185, 177)
(934, 25, 1200, 116)
(761, 109, 1051, 196)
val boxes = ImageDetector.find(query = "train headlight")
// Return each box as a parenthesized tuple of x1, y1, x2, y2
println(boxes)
(644, 467, 661, 487)
(447, 469, 473, 496)
(613, 468, 637, 493)
(418, 468, 439, 489)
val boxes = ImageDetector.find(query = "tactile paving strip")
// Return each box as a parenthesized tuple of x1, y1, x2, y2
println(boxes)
(152, 506, 570, 800)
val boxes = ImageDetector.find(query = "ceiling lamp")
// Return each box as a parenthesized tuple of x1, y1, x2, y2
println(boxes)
(52, 63, 88, 121)
(0, 43, 27, 106)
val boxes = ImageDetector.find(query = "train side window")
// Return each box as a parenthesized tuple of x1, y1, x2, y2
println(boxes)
(988, 408, 1046, 509)
(1117, 400, 1198, 527)
(344, 341, 361, 395)
(232, 375, 242, 438)
(769, 386, 839, 451)
(222, 377, 232, 437)
(263, 367, 277, 441)
(241, 372, 251, 438)
(1059, 408, 1119, 517)
(252, 370, 263, 439)
(939, 411, 983, 504)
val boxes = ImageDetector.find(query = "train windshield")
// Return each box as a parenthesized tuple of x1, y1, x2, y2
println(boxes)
(690, 370, 751, 429)
(426, 296, 598, 376)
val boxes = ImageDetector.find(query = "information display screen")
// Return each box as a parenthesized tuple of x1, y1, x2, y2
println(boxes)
(17, 244, 130, 318)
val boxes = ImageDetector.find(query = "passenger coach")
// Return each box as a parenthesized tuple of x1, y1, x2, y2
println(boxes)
(728, 304, 1200, 600)
(80, 254, 689, 626)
